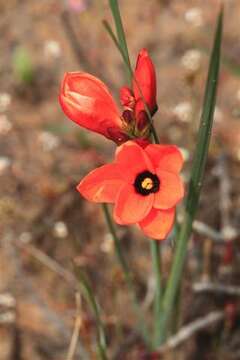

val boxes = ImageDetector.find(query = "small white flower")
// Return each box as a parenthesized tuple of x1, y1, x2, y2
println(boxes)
(185, 7, 203, 27)
(0, 293, 16, 308)
(0, 157, 11, 174)
(236, 148, 240, 161)
(19, 232, 32, 244)
(0, 93, 11, 112)
(222, 225, 238, 241)
(0, 114, 12, 135)
(179, 147, 190, 162)
(38, 131, 60, 151)
(101, 233, 113, 254)
(172, 102, 193, 123)
(44, 40, 62, 59)
(181, 49, 202, 72)
(66, 0, 89, 13)
(214, 107, 223, 123)
(0, 311, 16, 324)
(236, 89, 240, 102)
(53, 221, 68, 238)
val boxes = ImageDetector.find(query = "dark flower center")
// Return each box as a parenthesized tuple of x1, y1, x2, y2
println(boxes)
(134, 171, 160, 196)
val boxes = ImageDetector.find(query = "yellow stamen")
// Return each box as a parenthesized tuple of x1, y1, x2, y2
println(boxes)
(141, 178, 153, 190)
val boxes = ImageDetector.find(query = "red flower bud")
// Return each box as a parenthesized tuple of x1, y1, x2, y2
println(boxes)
(222, 241, 234, 265)
(136, 109, 149, 131)
(122, 109, 134, 125)
(133, 48, 157, 116)
(59, 72, 122, 142)
(106, 127, 130, 145)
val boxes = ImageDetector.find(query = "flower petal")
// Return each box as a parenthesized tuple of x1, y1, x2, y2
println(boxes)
(120, 86, 135, 109)
(139, 208, 175, 240)
(133, 48, 157, 115)
(145, 144, 184, 173)
(77, 164, 124, 203)
(115, 141, 154, 183)
(114, 184, 153, 224)
(59, 72, 122, 141)
(154, 170, 184, 209)
(133, 138, 151, 149)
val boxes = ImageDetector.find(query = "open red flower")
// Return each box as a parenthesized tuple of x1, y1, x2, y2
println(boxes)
(77, 141, 184, 240)
(59, 49, 157, 144)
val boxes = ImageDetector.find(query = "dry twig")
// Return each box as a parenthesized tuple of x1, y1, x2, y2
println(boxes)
(193, 282, 240, 296)
(66, 292, 82, 360)
(178, 215, 227, 242)
(215, 155, 237, 241)
(16, 241, 77, 287)
(156, 311, 224, 354)
(1, 232, 89, 359)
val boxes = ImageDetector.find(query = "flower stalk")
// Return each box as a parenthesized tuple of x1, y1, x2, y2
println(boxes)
(105, 3, 165, 348)
(102, 204, 150, 344)
(150, 240, 162, 347)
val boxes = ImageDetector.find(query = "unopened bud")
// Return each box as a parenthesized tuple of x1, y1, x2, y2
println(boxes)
(120, 86, 135, 109)
(107, 127, 130, 145)
(225, 302, 237, 329)
(137, 110, 149, 131)
(122, 110, 134, 125)
(222, 241, 234, 266)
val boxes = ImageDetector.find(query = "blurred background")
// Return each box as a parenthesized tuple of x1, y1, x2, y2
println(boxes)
(0, 0, 240, 359)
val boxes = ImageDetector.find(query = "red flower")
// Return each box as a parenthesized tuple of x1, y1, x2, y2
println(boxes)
(59, 49, 157, 144)
(77, 141, 184, 240)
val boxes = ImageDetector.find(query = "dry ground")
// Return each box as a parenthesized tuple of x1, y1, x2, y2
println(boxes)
(0, 1, 240, 359)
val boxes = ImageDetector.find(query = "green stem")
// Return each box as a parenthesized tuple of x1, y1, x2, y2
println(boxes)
(150, 240, 162, 347)
(102, 204, 150, 344)
(151, 124, 160, 144)
(102, 204, 131, 281)
(170, 281, 182, 335)
(105, 2, 163, 349)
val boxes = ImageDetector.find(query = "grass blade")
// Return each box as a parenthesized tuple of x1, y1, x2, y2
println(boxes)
(157, 8, 223, 345)
(102, 20, 130, 71)
(75, 269, 108, 359)
(108, 0, 132, 84)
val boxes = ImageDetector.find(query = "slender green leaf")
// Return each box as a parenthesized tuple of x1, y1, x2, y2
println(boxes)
(108, 0, 131, 84)
(13, 47, 34, 84)
(200, 46, 240, 77)
(157, 8, 223, 345)
(75, 269, 108, 360)
(102, 20, 130, 70)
